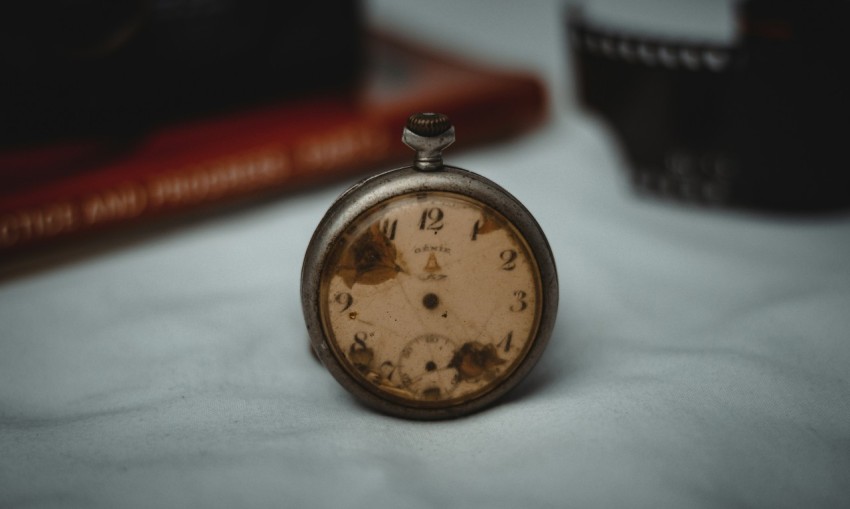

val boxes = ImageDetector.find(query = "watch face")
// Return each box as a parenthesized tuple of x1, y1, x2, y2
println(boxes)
(318, 190, 542, 409)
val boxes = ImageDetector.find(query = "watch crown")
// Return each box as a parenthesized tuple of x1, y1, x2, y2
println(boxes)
(406, 113, 452, 137)
(402, 112, 455, 172)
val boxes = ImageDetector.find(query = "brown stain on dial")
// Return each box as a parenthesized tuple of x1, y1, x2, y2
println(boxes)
(337, 223, 405, 288)
(474, 213, 501, 237)
(449, 341, 506, 382)
(348, 345, 374, 373)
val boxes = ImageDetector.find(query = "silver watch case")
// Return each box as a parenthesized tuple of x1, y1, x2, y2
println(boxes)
(301, 164, 559, 419)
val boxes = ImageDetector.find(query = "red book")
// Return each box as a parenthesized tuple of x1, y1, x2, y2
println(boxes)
(0, 32, 546, 260)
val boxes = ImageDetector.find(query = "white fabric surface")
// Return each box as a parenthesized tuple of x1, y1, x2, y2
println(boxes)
(2, 1, 849, 507)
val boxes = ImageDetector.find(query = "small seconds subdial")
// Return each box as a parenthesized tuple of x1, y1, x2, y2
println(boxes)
(397, 334, 459, 400)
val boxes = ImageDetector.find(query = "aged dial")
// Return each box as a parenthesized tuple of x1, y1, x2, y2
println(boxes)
(320, 191, 541, 407)
(302, 113, 558, 419)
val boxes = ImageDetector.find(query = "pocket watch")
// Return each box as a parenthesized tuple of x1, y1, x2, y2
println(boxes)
(301, 113, 558, 419)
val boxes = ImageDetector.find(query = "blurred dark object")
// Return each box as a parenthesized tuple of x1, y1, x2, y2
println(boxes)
(0, 0, 363, 145)
(570, 0, 848, 213)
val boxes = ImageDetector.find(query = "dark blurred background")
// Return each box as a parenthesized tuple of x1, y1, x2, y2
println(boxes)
(0, 0, 363, 145)
(1, 0, 847, 214)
